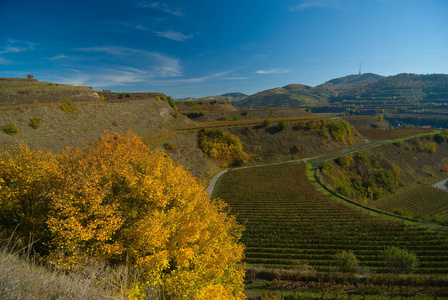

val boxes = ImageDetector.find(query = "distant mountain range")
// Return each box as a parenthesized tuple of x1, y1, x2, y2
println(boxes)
(176, 92, 248, 102)
(233, 73, 448, 109)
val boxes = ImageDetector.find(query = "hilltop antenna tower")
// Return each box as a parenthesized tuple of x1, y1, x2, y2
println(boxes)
(359, 63, 362, 75)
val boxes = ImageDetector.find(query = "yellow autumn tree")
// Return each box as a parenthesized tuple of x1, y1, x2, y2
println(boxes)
(45, 132, 246, 299)
(198, 128, 250, 167)
(0, 145, 58, 251)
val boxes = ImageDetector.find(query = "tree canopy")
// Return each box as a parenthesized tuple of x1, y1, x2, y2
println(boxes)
(0, 132, 246, 299)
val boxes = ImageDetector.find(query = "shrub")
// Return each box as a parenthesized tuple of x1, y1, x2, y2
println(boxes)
(163, 142, 178, 152)
(290, 145, 302, 154)
(435, 130, 448, 144)
(278, 120, 288, 131)
(166, 96, 178, 117)
(60, 97, 78, 114)
(29, 117, 42, 129)
(240, 127, 253, 135)
(186, 111, 206, 118)
(334, 250, 359, 273)
(380, 246, 418, 274)
(393, 140, 404, 147)
(419, 142, 437, 153)
(262, 119, 271, 127)
(2, 123, 19, 135)
(336, 154, 354, 169)
(198, 129, 250, 167)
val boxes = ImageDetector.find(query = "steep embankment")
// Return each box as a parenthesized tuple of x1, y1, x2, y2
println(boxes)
(224, 119, 364, 162)
(0, 99, 195, 153)
(0, 78, 101, 106)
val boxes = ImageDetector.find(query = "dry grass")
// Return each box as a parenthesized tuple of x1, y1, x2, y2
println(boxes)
(0, 99, 195, 154)
(0, 246, 119, 299)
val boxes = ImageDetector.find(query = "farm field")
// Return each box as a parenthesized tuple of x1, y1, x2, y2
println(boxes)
(358, 127, 433, 140)
(374, 185, 448, 224)
(217, 163, 448, 274)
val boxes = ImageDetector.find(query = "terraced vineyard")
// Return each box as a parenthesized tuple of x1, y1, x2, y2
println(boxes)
(374, 185, 448, 223)
(218, 163, 448, 274)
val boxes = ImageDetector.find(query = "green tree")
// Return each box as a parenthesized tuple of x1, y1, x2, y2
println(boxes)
(435, 130, 448, 144)
(334, 250, 359, 273)
(262, 119, 271, 127)
(380, 246, 418, 274)
(278, 120, 288, 131)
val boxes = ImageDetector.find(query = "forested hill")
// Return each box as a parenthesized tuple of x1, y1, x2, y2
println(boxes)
(235, 73, 448, 109)
(233, 84, 330, 109)
(317, 73, 384, 91)
(329, 73, 448, 104)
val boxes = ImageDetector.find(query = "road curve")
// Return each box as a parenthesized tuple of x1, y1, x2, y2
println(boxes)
(206, 139, 391, 198)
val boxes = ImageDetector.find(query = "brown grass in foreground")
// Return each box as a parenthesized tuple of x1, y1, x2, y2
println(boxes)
(0, 246, 119, 300)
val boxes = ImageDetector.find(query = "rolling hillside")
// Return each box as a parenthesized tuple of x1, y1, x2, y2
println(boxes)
(235, 73, 448, 109)
(330, 73, 448, 104)
(235, 84, 330, 109)
(176, 92, 248, 102)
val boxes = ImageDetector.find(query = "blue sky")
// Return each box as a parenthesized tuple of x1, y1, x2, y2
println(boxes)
(1, 0, 447, 98)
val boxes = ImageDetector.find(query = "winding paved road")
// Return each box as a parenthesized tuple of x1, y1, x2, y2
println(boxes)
(206, 139, 391, 197)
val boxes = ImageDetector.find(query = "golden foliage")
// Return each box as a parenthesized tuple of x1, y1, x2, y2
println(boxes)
(0, 145, 57, 247)
(0, 132, 246, 299)
(198, 128, 250, 167)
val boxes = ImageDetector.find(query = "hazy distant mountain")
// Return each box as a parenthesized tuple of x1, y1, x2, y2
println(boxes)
(317, 73, 384, 91)
(177, 92, 248, 102)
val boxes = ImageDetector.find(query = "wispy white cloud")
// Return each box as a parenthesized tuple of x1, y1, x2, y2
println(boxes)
(48, 54, 70, 60)
(154, 30, 193, 41)
(75, 46, 182, 77)
(139, 2, 184, 17)
(153, 70, 247, 84)
(121, 23, 148, 31)
(0, 57, 12, 64)
(48, 66, 149, 88)
(0, 40, 37, 54)
(290, 0, 341, 11)
(135, 25, 147, 31)
(223, 77, 249, 80)
(256, 68, 291, 74)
